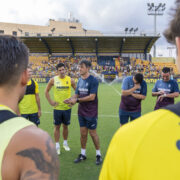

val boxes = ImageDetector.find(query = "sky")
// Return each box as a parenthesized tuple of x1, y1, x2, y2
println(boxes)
(0, 0, 177, 57)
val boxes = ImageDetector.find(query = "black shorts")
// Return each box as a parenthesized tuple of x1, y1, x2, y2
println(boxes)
(21, 112, 40, 126)
(53, 109, 71, 126)
(119, 109, 141, 125)
(78, 115, 97, 130)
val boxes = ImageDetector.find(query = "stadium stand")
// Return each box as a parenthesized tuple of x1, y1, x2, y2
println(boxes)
(29, 54, 179, 81)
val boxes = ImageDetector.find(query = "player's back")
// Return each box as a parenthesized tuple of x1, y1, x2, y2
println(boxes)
(99, 102, 180, 180)
(19, 79, 38, 114)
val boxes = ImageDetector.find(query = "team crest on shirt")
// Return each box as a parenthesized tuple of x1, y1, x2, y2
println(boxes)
(168, 84, 171, 88)
(66, 81, 68, 84)
(86, 83, 88, 87)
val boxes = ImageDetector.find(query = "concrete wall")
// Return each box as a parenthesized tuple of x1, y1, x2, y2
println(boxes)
(0, 19, 102, 37)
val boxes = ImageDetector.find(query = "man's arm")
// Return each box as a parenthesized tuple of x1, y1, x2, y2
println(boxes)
(65, 78, 97, 105)
(152, 81, 164, 96)
(71, 78, 76, 90)
(35, 93, 41, 118)
(122, 84, 141, 96)
(77, 94, 96, 102)
(2, 126, 60, 180)
(34, 82, 41, 118)
(157, 92, 179, 102)
(132, 82, 147, 100)
(166, 92, 179, 98)
(152, 91, 164, 96)
(45, 78, 58, 107)
(64, 94, 96, 106)
(131, 93, 146, 100)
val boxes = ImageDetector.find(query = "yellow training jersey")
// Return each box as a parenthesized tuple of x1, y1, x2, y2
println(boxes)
(53, 75, 71, 110)
(19, 79, 39, 114)
(99, 102, 180, 180)
(0, 105, 34, 180)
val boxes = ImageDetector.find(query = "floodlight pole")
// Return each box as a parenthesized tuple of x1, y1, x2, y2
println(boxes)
(167, 46, 176, 57)
(147, 3, 166, 57)
(154, 11, 157, 58)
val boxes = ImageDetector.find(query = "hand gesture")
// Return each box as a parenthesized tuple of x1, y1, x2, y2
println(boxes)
(64, 98, 71, 104)
(134, 83, 141, 90)
(64, 98, 77, 107)
(158, 90, 165, 95)
(157, 94, 166, 102)
(50, 100, 59, 107)
(38, 109, 41, 118)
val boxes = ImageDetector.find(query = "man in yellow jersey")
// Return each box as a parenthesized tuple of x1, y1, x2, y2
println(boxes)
(45, 62, 76, 155)
(0, 35, 59, 180)
(18, 67, 41, 126)
(99, 1, 180, 179)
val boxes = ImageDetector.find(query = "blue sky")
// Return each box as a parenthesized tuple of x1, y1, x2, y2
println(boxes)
(0, 0, 176, 57)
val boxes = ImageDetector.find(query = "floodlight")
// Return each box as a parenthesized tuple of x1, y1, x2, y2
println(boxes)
(51, 28, 56, 33)
(129, 28, 133, 33)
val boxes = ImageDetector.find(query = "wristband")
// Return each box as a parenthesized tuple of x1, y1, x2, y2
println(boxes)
(77, 98, 79, 103)
(164, 94, 167, 97)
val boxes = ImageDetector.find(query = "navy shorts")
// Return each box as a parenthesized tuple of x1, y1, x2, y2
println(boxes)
(119, 109, 141, 125)
(21, 113, 40, 126)
(53, 109, 71, 126)
(78, 115, 97, 130)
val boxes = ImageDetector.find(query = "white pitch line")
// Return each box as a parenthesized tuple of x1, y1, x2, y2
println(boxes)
(42, 111, 118, 118)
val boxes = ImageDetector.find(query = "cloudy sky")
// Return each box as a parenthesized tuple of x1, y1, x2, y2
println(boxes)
(0, 0, 177, 57)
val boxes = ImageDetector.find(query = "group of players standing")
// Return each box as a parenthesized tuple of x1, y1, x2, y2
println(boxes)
(119, 66, 179, 125)
(1, 1, 180, 178)
(19, 57, 179, 167)
(19, 60, 103, 165)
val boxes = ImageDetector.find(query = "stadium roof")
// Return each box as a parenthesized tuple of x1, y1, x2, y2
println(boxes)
(21, 35, 160, 55)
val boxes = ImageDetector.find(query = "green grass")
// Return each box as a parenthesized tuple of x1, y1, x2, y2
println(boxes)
(38, 83, 180, 180)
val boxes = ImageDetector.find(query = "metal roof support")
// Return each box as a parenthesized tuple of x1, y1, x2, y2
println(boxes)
(95, 38, 98, 56)
(144, 37, 154, 60)
(120, 38, 125, 56)
(41, 38, 52, 54)
(69, 38, 75, 57)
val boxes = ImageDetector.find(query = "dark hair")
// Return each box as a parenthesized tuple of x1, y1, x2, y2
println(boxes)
(27, 65, 32, 69)
(56, 63, 65, 70)
(0, 35, 29, 86)
(164, 0, 180, 44)
(79, 60, 91, 68)
(134, 73, 143, 84)
(162, 67, 170, 73)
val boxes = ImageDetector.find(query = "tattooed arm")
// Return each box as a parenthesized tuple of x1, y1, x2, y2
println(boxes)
(1, 125, 60, 180)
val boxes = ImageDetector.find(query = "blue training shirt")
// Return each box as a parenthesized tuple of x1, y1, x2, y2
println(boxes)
(120, 76, 147, 112)
(152, 79, 179, 110)
(75, 75, 98, 117)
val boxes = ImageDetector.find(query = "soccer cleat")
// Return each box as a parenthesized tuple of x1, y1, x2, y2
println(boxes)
(56, 148, 60, 155)
(96, 155, 103, 165)
(74, 154, 87, 163)
(63, 144, 70, 151)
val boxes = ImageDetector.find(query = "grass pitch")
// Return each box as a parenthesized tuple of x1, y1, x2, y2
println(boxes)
(38, 83, 180, 180)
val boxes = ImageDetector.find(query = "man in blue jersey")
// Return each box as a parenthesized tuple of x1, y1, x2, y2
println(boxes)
(152, 67, 179, 110)
(64, 60, 102, 165)
(119, 73, 147, 125)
